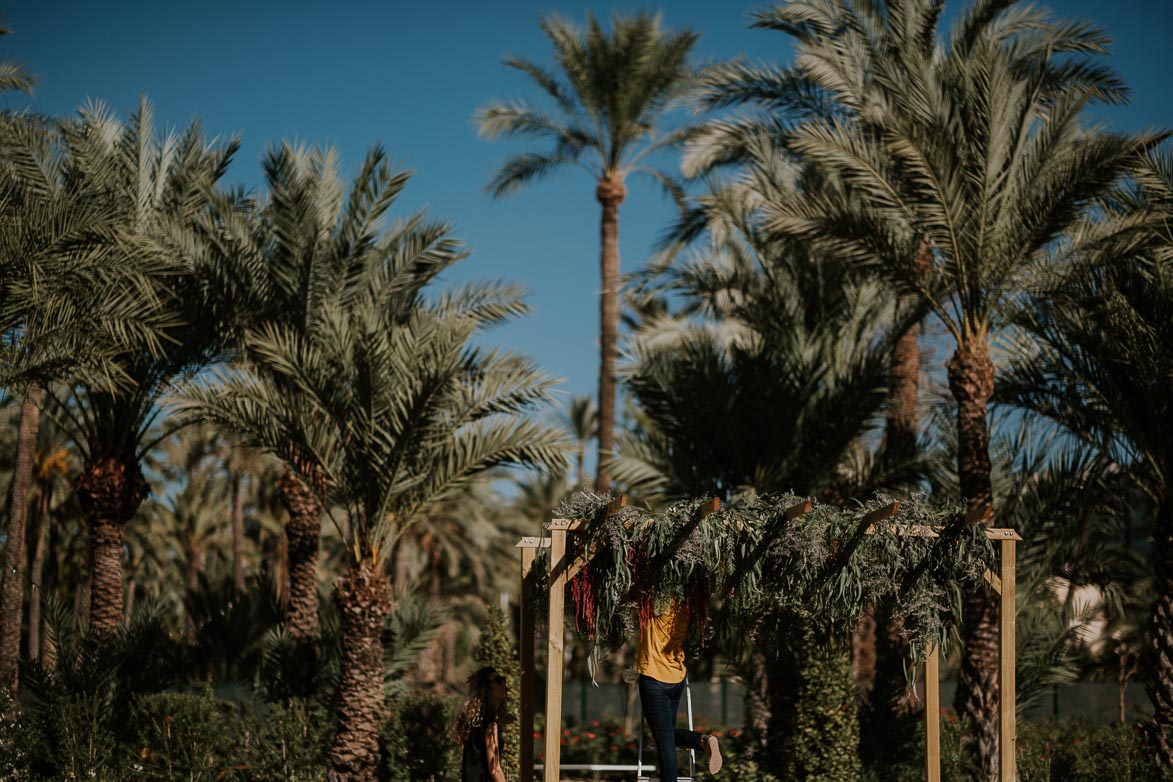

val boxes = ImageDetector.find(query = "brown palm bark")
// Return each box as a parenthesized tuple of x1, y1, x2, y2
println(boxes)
(329, 561, 392, 781)
(1147, 490, 1173, 765)
(0, 385, 42, 694)
(947, 337, 1001, 782)
(231, 470, 246, 594)
(277, 469, 321, 639)
(594, 174, 625, 494)
(75, 452, 149, 638)
(27, 487, 50, 661)
(861, 301, 923, 763)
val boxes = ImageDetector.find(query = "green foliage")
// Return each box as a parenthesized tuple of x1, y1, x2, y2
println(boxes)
(146, 692, 334, 781)
(777, 636, 860, 782)
(536, 492, 992, 670)
(173, 145, 568, 566)
(244, 698, 331, 781)
(474, 605, 521, 778)
(129, 691, 236, 780)
(383, 691, 457, 782)
(556, 718, 638, 766)
(1016, 720, 1168, 782)
(17, 598, 182, 777)
(476, 11, 700, 198)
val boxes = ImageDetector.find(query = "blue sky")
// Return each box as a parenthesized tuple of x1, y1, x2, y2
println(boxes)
(4, 0, 1171, 414)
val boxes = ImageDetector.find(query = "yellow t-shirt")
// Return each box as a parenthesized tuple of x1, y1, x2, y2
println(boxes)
(636, 599, 688, 683)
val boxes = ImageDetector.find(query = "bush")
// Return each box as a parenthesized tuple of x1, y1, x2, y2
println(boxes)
(383, 691, 457, 782)
(240, 697, 331, 781)
(474, 606, 522, 779)
(1017, 719, 1168, 782)
(559, 718, 639, 767)
(129, 691, 236, 780)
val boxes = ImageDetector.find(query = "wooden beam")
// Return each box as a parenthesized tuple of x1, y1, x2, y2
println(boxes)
(983, 569, 1002, 595)
(925, 644, 941, 782)
(516, 537, 551, 549)
(964, 504, 994, 526)
(543, 527, 567, 782)
(784, 498, 813, 520)
(519, 546, 537, 782)
(862, 501, 900, 527)
(863, 526, 1020, 540)
(999, 538, 1017, 781)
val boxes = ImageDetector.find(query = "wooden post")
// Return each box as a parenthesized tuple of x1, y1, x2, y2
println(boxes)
(519, 545, 537, 782)
(1000, 537, 1017, 781)
(543, 525, 568, 782)
(925, 644, 940, 782)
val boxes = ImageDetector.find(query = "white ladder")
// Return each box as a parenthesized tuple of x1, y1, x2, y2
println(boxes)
(635, 677, 697, 782)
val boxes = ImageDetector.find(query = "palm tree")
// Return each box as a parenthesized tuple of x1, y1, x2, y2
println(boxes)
(0, 103, 179, 687)
(756, 7, 1158, 773)
(175, 158, 567, 780)
(685, 6, 1142, 760)
(614, 179, 906, 770)
(197, 141, 448, 643)
(0, 22, 33, 95)
(562, 395, 598, 488)
(476, 11, 700, 493)
(999, 145, 1173, 761)
(614, 172, 903, 504)
(41, 98, 255, 639)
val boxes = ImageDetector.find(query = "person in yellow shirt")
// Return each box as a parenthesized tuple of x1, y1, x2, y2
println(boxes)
(637, 598, 722, 782)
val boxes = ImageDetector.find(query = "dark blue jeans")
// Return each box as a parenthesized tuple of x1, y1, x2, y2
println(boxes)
(639, 675, 703, 782)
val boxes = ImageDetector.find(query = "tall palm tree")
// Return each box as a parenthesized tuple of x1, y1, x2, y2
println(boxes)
(615, 169, 904, 504)
(1000, 145, 1173, 761)
(562, 395, 598, 488)
(198, 142, 448, 643)
(614, 179, 906, 770)
(175, 159, 568, 781)
(41, 98, 254, 639)
(0, 104, 177, 687)
(757, 7, 1158, 773)
(476, 11, 700, 493)
(685, 6, 1139, 759)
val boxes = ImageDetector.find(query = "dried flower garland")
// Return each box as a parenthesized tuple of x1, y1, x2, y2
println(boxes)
(530, 491, 995, 668)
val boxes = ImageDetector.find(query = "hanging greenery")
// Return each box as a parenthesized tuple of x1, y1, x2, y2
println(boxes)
(528, 491, 995, 669)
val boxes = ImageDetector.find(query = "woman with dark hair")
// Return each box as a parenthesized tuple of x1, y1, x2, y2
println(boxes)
(455, 666, 510, 782)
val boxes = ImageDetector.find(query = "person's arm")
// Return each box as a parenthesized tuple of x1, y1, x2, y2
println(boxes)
(485, 720, 508, 782)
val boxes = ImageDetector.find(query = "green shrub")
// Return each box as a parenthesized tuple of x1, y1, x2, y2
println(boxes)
(383, 691, 457, 782)
(240, 698, 331, 781)
(780, 636, 861, 782)
(129, 690, 237, 780)
(559, 718, 639, 766)
(1016, 719, 1168, 782)
(474, 606, 521, 779)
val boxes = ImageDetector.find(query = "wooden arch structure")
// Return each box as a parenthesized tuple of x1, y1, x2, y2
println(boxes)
(515, 496, 1022, 782)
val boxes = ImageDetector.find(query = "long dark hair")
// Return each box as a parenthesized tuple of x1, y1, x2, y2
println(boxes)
(454, 666, 501, 743)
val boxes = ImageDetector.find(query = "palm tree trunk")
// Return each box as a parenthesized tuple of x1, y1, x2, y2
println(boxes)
(0, 385, 41, 694)
(329, 561, 392, 781)
(276, 532, 290, 610)
(1147, 489, 1173, 766)
(594, 176, 626, 494)
(277, 469, 321, 639)
(882, 312, 920, 467)
(862, 304, 923, 761)
(124, 574, 136, 622)
(75, 453, 149, 638)
(27, 488, 50, 661)
(947, 338, 1000, 782)
(232, 470, 246, 594)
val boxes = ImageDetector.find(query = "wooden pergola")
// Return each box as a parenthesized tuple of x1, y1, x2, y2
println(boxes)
(515, 496, 1022, 782)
